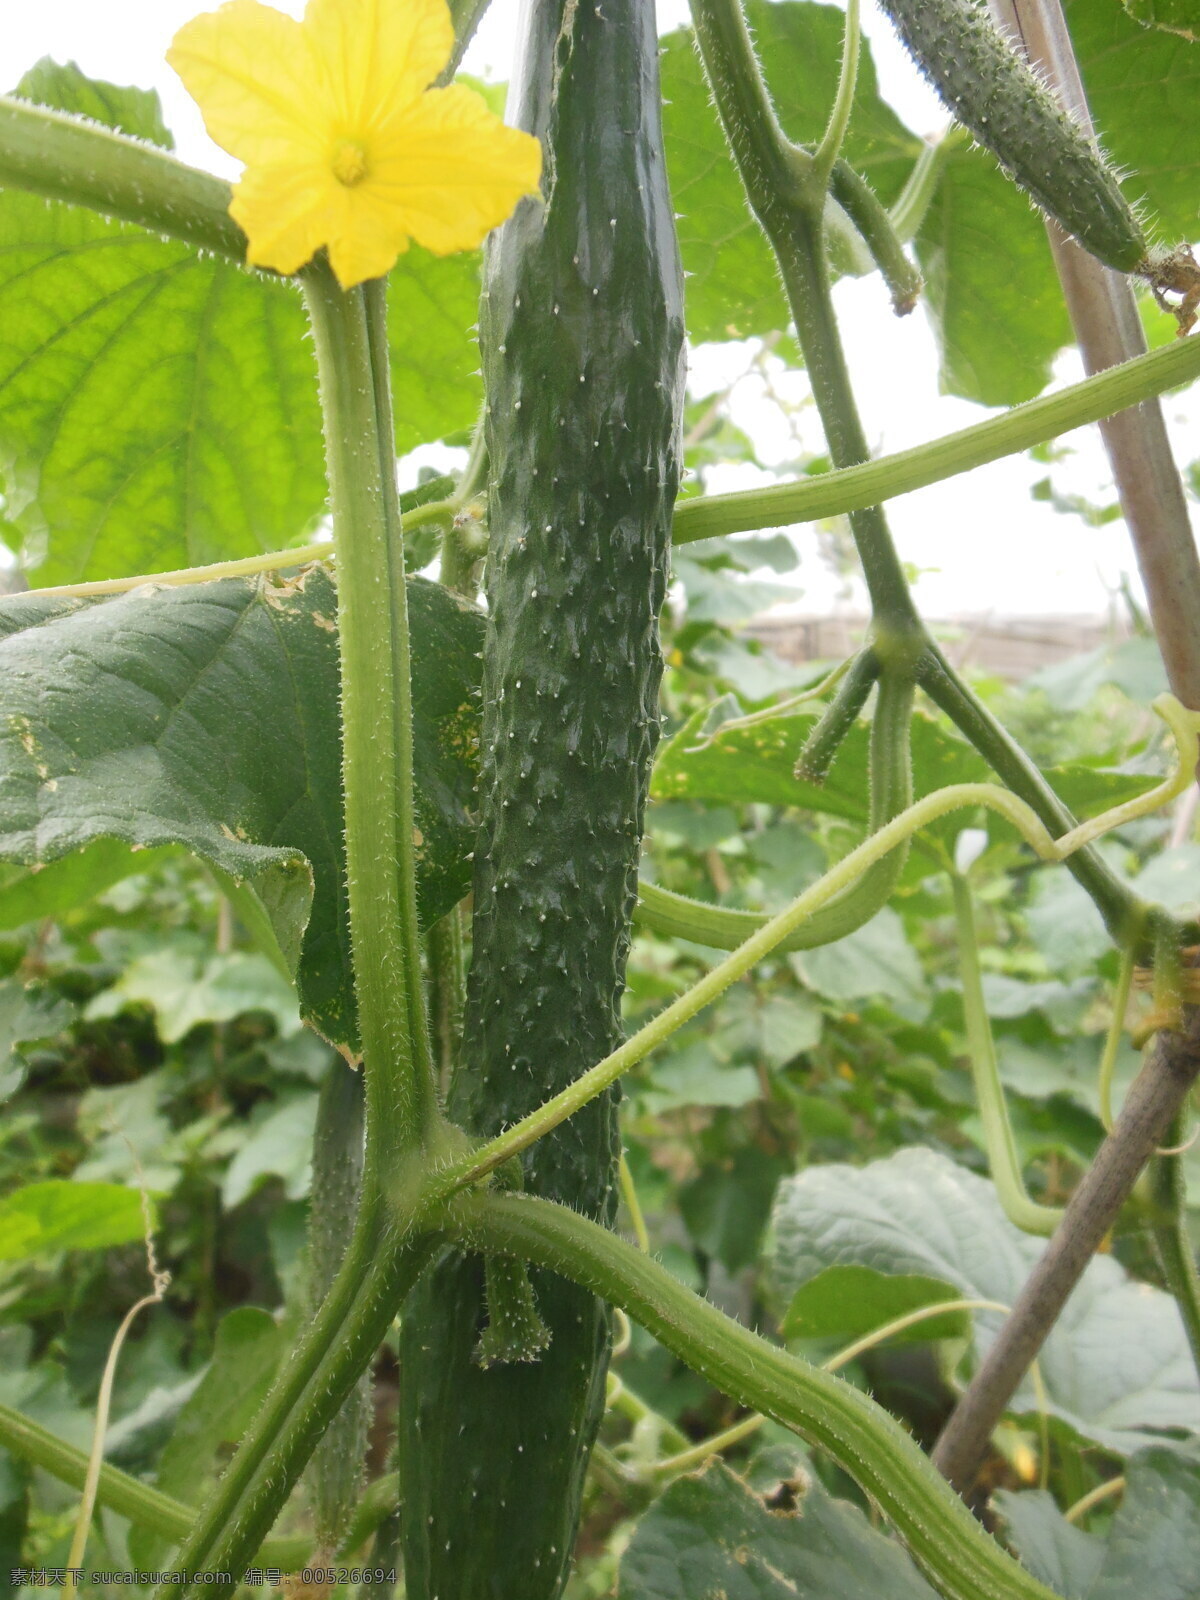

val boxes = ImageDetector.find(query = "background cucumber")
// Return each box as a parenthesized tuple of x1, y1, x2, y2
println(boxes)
(878, 0, 1149, 274)
(398, 0, 686, 1592)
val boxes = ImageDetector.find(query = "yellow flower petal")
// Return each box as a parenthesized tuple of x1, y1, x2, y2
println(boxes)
(229, 159, 341, 276)
(371, 84, 542, 258)
(305, 0, 453, 129)
(170, 0, 542, 284)
(168, 0, 329, 166)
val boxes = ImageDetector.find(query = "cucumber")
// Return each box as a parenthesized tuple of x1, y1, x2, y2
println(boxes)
(877, 0, 1148, 274)
(397, 0, 686, 1591)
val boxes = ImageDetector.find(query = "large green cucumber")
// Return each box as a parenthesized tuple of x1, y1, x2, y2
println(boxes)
(397, 0, 686, 1592)
(878, 0, 1149, 274)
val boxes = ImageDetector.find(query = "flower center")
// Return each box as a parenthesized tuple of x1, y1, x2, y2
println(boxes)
(331, 139, 369, 187)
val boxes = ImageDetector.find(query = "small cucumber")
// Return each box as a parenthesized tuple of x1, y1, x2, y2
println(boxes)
(398, 0, 686, 1593)
(878, 0, 1149, 274)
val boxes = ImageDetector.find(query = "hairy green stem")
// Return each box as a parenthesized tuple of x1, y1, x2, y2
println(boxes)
(155, 1236, 433, 1595)
(813, 0, 861, 191)
(917, 646, 1154, 949)
(690, 0, 921, 633)
(461, 1192, 1056, 1600)
(952, 872, 1062, 1235)
(670, 333, 1200, 545)
(364, 276, 436, 1096)
(304, 266, 437, 1161)
(0, 96, 244, 259)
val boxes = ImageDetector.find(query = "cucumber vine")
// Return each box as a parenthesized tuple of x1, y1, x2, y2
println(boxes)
(1, 0, 1199, 1596)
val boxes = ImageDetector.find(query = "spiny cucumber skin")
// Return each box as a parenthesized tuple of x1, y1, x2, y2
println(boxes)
(879, 0, 1148, 274)
(397, 0, 686, 1592)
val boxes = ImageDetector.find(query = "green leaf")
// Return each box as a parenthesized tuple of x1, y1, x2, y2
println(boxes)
(1088, 1440, 1200, 1600)
(0, 840, 182, 930)
(85, 947, 301, 1044)
(780, 1265, 971, 1345)
(659, 0, 921, 343)
(387, 250, 484, 453)
(912, 0, 1200, 404)
(766, 1148, 1200, 1453)
(220, 1093, 319, 1209)
(652, 706, 986, 826)
(1, 66, 482, 581)
(991, 1490, 1105, 1599)
(792, 906, 929, 1018)
(0, 1180, 151, 1260)
(130, 1307, 285, 1567)
(14, 59, 174, 148)
(0, 570, 483, 1049)
(1121, 0, 1200, 40)
(618, 1459, 937, 1600)
(0, 190, 327, 583)
(915, 144, 1072, 405)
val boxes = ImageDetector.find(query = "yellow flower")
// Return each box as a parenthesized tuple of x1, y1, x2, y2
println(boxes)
(168, 0, 542, 288)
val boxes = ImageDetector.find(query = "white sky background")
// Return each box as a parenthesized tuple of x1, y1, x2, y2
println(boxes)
(5, 0, 1195, 618)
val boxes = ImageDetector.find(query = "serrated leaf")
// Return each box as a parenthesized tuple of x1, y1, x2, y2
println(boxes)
(915, 144, 1072, 405)
(0, 193, 327, 583)
(85, 947, 301, 1043)
(660, 0, 921, 344)
(793, 906, 929, 1017)
(14, 59, 174, 148)
(618, 1459, 937, 1600)
(781, 1264, 970, 1345)
(0, 1179, 151, 1259)
(0, 570, 483, 1049)
(766, 1148, 1200, 1454)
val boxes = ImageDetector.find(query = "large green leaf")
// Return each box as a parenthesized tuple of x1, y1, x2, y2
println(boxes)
(0, 1179, 151, 1260)
(912, 0, 1200, 403)
(766, 1148, 1200, 1453)
(0, 63, 482, 582)
(16, 59, 174, 148)
(1088, 1440, 1200, 1600)
(1122, 0, 1200, 40)
(780, 1264, 971, 1345)
(618, 1459, 937, 1600)
(991, 1489, 1104, 1599)
(659, 0, 922, 343)
(0, 570, 483, 1049)
(387, 249, 483, 453)
(915, 145, 1073, 406)
(652, 706, 986, 822)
